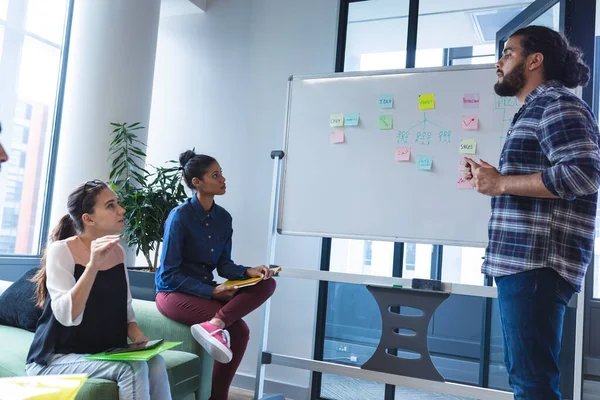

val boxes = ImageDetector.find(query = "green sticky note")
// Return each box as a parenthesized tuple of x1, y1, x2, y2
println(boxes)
(329, 113, 344, 127)
(419, 94, 435, 110)
(460, 138, 477, 154)
(378, 115, 393, 130)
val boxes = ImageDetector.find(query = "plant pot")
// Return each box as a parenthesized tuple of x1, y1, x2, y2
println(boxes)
(127, 268, 156, 301)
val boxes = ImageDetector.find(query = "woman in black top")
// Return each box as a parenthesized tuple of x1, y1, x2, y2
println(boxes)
(26, 180, 171, 400)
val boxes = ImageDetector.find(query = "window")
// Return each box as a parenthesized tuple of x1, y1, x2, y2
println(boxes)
(330, 239, 395, 276)
(0, 1, 69, 256)
(416, 1, 536, 68)
(363, 240, 373, 266)
(403, 243, 432, 278)
(344, 0, 410, 72)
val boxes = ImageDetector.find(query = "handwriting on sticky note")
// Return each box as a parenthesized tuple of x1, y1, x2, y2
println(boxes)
(458, 156, 467, 171)
(417, 156, 433, 170)
(460, 139, 477, 154)
(395, 147, 411, 162)
(463, 93, 480, 109)
(419, 94, 435, 110)
(462, 115, 479, 130)
(457, 175, 473, 190)
(378, 115, 393, 130)
(379, 94, 394, 109)
(329, 113, 344, 127)
(344, 113, 360, 126)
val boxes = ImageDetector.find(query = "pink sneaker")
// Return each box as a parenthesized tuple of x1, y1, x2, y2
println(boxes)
(191, 322, 233, 363)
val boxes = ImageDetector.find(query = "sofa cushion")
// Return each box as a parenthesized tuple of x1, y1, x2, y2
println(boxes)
(162, 350, 201, 399)
(0, 269, 42, 332)
(0, 324, 34, 377)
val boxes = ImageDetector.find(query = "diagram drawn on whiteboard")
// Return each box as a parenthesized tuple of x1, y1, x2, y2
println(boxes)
(396, 112, 452, 147)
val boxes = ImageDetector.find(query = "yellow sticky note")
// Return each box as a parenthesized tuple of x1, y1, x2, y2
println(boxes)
(378, 115, 393, 130)
(329, 113, 344, 127)
(419, 94, 435, 110)
(460, 139, 477, 154)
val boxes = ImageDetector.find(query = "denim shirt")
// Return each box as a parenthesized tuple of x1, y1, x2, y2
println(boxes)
(155, 195, 248, 299)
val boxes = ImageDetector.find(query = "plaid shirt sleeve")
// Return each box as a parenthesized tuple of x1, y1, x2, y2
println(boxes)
(538, 97, 600, 200)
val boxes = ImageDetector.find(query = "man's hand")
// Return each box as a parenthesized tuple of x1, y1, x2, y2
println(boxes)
(464, 157, 506, 196)
(246, 265, 274, 279)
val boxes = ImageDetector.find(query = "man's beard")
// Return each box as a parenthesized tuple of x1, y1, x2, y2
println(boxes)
(494, 60, 526, 97)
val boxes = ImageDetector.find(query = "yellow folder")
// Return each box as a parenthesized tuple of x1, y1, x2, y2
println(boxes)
(0, 374, 87, 400)
(223, 266, 282, 289)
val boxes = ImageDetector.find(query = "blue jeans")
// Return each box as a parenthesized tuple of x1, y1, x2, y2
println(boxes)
(25, 353, 171, 400)
(496, 268, 575, 400)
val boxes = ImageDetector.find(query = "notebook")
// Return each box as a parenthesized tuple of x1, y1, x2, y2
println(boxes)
(222, 266, 282, 289)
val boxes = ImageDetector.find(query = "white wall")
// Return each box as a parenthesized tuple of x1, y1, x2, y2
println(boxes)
(147, 0, 340, 397)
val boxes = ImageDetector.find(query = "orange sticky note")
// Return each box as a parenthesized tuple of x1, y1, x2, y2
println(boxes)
(395, 147, 411, 161)
(330, 129, 345, 144)
(462, 115, 479, 130)
(458, 156, 467, 171)
(457, 175, 473, 190)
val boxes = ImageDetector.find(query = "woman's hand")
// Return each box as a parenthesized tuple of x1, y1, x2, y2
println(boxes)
(212, 285, 239, 302)
(132, 336, 150, 345)
(246, 265, 274, 279)
(88, 235, 121, 271)
(127, 322, 148, 344)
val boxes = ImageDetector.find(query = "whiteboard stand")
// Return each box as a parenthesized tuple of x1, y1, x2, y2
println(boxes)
(253, 149, 583, 400)
(254, 150, 285, 400)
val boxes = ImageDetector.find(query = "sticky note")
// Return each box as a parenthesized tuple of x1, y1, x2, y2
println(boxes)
(417, 156, 433, 170)
(395, 147, 411, 161)
(377, 115, 393, 130)
(457, 175, 473, 190)
(463, 93, 480, 108)
(419, 94, 435, 110)
(379, 94, 394, 109)
(460, 139, 477, 154)
(344, 113, 360, 126)
(462, 115, 479, 130)
(458, 156, 467, 171)
(329, 113, 344, 127)
(330, 129, 345, 144)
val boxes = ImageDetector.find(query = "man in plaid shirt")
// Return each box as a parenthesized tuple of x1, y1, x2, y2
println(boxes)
(464, 26, 600, 399)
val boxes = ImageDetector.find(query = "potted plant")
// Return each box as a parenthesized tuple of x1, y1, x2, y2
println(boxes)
(108, 122, 187, 278)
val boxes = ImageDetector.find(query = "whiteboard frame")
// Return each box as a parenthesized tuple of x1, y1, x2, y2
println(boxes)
(277, 64, 498, 247)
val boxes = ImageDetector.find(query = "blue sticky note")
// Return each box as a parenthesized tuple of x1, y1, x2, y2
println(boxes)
(417, 156, 433, 170)
(379, 94, 394, 109)
(344, 113, 360, 126)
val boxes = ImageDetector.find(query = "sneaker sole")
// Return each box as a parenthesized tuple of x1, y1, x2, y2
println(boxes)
(191, 325, 233, 364)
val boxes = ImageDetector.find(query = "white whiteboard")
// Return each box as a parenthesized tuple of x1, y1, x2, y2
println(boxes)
(277, 65, 521, 247)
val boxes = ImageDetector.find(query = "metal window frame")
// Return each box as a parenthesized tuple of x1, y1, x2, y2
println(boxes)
(0, 0, 74, 276)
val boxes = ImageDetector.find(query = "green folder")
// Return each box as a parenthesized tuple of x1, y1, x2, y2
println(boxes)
(85, 341, 182, 361)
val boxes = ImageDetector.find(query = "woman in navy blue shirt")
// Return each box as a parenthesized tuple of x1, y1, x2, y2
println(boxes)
(155, 150, 276, 400)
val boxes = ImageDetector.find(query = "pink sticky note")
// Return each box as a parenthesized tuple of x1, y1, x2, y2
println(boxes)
(463, 93, 480, 108)
(458, 156, 467, 171)
(462, 115, 479, 130)
(457, 175, 473, 190)
(330, 129, 345, 144)
(395, 147, 411, 161)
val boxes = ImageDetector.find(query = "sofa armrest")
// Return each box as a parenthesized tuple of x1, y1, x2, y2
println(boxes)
(132, 298, 213, 399)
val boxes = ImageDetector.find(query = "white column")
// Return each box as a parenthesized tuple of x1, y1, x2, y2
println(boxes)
(49, 0, 160, 227)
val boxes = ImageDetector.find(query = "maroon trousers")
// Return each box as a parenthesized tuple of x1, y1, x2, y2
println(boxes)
(156, 278, 276, 400)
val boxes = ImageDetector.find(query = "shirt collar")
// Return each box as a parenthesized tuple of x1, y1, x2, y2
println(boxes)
(524, 80, 562, 104)
(191, 194, 218, 221)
